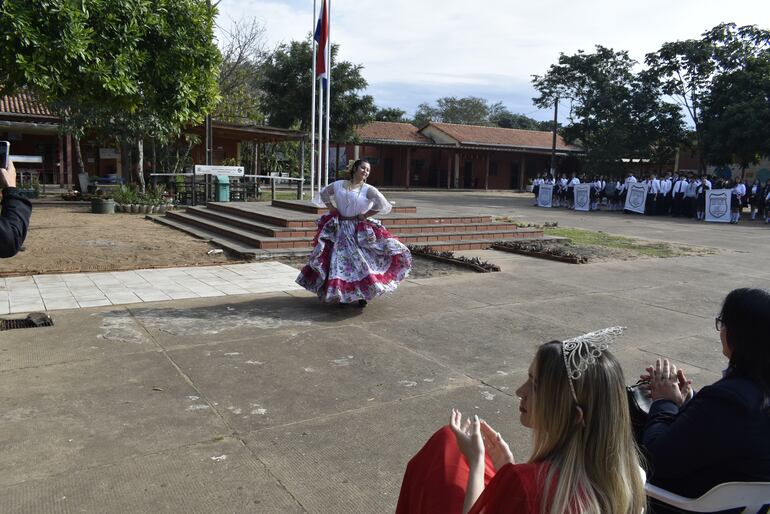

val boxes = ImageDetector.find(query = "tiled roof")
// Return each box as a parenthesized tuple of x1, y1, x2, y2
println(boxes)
(0, 91, 56, 117)
(427, 122, 581, 151)
(356, 121, 433, 144)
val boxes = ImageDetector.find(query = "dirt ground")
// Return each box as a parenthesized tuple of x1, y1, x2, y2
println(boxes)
(0, 204, 234, 276)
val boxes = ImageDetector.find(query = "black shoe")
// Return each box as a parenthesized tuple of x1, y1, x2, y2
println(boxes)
(357, 300, 367, 308)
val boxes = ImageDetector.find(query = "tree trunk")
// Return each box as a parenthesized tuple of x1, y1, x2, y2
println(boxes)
(73, 136, 86, 176)
(136, 139, 145, 194)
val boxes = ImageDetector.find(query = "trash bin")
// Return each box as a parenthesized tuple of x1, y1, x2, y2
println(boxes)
(215, 175, 230, 202)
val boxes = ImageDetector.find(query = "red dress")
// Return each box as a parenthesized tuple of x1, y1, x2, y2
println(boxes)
(396, 426, 544, 514)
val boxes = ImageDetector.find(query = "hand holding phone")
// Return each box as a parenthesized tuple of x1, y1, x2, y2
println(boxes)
(0, 140, 8, 170)
(0, 141, 16, 189)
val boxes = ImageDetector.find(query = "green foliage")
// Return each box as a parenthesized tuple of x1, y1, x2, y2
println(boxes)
(413, 97, 551, 131)
(701, 52, 770, 170)
(645, 23, 770, 171)
(374, 107, 408, 122)
(259, 39, 376, 142)
(414, 96, 489, 126)
(488, 102, 553, 131)
(532, 46, 685, 174)
(0, 0, 221, 141)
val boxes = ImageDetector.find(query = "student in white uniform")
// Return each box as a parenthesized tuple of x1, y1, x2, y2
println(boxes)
(732, 179, 747, 223)
(671, 175, 688, 217)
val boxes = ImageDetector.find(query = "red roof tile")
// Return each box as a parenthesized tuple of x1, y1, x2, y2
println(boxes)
(0, 91, 55, 117)
(426, 122, 581, 151)
(356, 121, 433, 144)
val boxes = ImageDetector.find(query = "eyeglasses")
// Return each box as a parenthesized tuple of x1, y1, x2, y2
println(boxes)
(715, 316, 724, 332)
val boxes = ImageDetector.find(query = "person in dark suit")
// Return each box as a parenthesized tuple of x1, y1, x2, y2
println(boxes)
(640, 288, 770, 510)
(0, 160, 32, 258)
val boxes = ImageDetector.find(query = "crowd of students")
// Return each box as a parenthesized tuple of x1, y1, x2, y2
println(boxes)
(533, 171, 770, 224)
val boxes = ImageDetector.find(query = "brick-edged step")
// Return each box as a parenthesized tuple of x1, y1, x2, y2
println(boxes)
(206, 202, 314, 228)
(159, 211, 316, 250)
(206, 202, 494, 228)
(183, 206, 319, 238)
(396, 228, 543, 245)
(272, 199, 417, 215)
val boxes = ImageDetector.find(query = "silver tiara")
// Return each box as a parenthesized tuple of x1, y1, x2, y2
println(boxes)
(562, 327, 625, 402)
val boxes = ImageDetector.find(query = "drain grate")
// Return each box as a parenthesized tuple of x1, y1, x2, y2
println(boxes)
(0, 312, 54, 331)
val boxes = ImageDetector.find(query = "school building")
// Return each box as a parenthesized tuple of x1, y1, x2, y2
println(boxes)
(344, 121, 583, 190)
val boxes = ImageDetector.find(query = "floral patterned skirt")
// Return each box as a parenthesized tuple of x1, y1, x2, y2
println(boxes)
(296, 214, 412, 303)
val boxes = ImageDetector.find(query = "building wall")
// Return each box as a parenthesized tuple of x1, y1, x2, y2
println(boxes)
(346, 143, 577, 189)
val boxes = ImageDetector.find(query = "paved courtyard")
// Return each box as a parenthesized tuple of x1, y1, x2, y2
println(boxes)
(1, 192, 768, 513)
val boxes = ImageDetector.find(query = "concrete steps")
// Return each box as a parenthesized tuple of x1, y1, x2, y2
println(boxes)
(149, 201, 545, 257)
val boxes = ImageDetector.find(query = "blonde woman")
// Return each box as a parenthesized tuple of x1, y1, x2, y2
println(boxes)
(396, 329, 646, 514)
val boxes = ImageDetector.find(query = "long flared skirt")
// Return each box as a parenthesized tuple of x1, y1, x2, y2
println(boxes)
(295, 214, 412, 303)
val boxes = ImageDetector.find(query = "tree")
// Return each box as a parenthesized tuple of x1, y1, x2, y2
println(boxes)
(0, 0, 221, 190)
(645, 23, 770, 172)
(215, 18, 267, 124)
(374, 107, 407, 122)
(259, 39, 376, 142)
(414, 96, 490, 125)
(488, 102, 552, 130)
(533, 46, 685, 174)
(413, 103, 441, 126)
(701, 53, 770, 174)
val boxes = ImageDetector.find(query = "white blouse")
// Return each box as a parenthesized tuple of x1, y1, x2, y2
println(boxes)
(316, 180, 393, 217)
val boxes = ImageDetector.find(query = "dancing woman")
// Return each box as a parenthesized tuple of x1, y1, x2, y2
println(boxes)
(296, 159, 412, 307)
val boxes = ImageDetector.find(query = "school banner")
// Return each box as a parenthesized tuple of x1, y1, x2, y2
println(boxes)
(705, 189, 732, 223)
(624, 183, 648, 214)
(537, 184, 553, 208)
(573, 184, 591, 211)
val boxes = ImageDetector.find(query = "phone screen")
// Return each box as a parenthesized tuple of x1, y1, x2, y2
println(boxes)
(0, 141, 8, 169)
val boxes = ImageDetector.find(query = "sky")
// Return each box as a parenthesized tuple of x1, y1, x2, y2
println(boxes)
(215, 0, 770, 122)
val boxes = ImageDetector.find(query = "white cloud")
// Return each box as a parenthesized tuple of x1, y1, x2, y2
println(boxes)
(216, 0, 770, 116)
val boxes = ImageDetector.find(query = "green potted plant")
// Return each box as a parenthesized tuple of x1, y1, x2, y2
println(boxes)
(91, 189, 115, 214)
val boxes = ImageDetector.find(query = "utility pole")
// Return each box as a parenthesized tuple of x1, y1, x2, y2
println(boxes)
(549, 97, 558, 178)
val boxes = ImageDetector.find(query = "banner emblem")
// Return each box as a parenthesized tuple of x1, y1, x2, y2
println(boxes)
(708, 192, 728, 218)
(629, 187, 645, 209)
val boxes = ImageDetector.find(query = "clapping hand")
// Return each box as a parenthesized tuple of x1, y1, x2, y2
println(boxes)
(449, 409, 484, 467)
(642, 358, 693, 407)
(480, 420, 514, 471)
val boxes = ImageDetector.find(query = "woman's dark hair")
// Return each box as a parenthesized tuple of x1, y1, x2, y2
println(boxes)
(719, 288, 770, 408)
(349, 159, 370, 179)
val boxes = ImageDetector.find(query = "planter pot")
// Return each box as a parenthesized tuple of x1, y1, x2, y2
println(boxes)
(150, 205, 159, 214)
(140, 204, 150, 214)
(158, 204, 167, 214)
(525, 185, 534, 192)
(91, 198, 115, 214)
(130, 204, 139, 213)
(116, 204, 126, 213)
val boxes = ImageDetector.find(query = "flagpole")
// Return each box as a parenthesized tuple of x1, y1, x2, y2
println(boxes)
(317, 76, 324, 197)
(324, 0, 332, 187)
(309, 0, 318, 200)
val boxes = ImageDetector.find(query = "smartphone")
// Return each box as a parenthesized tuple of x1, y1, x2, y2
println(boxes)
(0, 140, 9, 169)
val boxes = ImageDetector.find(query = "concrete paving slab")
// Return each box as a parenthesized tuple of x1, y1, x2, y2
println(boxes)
(0, 307, 156, 371)
(243, 379, 526, 514)
(514, 292, 710, 346)
(0, 438, 303, 514)
(167, 325, 472, 433)
(0, 352, 228, 487)
(365, 305, 576, 381)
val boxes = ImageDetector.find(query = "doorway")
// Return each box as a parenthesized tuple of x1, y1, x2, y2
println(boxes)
(464, 161, 473, 189)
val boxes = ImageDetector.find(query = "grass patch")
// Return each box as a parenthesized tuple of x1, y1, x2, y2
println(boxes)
(544, 227, 708, 258)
